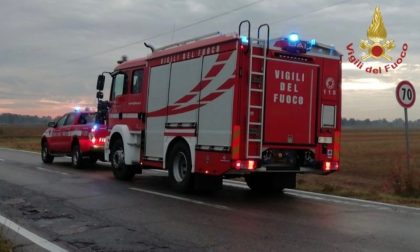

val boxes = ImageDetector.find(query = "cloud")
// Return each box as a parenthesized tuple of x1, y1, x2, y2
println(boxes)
(343, 78, 395, 90)
(39, 99, 62, 105)
(0, 0, 418, 120)
(0, 99, 15, 105)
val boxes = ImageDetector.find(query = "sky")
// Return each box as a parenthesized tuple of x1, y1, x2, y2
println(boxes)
(0, 0, 419, 120)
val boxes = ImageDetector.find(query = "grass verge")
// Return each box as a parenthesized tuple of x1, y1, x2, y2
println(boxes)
(0, 235, 12, 252)
(297, 128, 420, 207)
(0, 125, 44, 152)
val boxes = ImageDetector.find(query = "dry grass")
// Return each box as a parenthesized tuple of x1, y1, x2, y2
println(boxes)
(0, 125, 45, 152)
(1, 125, 420, 206)
(0, 235, 12, 252)
(298, 129, 420, 206)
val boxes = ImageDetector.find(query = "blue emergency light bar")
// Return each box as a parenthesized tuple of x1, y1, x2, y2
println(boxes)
(240, 35, 249, 44)
(273, 33, 317, 54)
(288, 33, 299, 42)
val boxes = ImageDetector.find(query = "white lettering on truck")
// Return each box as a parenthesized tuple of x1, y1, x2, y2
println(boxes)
(273, 70, 304, 106)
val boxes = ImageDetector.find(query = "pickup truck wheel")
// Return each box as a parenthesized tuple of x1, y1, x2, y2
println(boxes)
(111, 139, 135, 181)
(41, 142, 54, 164)
(168, 142, 193, 192)
(71, 144, 84, 169)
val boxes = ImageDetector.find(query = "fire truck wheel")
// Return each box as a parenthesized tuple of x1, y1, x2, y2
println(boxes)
(245, 173, 288, 193)
(41, 141, 54, 164)
(71, 144, 84, 169)
(168, 142, 193, 192)
(111, 138, 135, 181)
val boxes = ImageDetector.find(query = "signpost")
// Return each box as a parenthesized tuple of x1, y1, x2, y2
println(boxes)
(395, 80, 416, 170)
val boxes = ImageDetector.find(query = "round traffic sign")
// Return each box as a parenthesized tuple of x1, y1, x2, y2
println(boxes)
(396, 80, 416, 108)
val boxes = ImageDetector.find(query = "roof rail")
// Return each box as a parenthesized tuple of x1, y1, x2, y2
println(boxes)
(155, 32, 221, 52)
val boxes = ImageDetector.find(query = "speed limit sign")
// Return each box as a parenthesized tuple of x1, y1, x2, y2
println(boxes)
(396, 80, 416, 108)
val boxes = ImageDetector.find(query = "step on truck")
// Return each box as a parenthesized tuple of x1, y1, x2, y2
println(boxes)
(95, 20, 342, 192)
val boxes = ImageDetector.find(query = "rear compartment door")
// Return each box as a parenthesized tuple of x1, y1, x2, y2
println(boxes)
(264, 60, 318, 145)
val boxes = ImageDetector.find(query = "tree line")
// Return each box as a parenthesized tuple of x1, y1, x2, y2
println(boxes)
(342, 118, 420, 128)
(1, 113, 420, 128)
(0, 113, 53, 125)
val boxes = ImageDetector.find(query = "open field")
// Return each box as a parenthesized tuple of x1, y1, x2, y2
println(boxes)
(1, 125, 420, 206)
(297, 129, 420, 206)
(0, 125, 44, 152)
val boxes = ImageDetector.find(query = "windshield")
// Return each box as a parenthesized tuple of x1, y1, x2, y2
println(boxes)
(79, 113, 96, 124)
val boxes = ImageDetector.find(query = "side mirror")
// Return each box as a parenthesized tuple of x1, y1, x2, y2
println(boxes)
(97, 75, 105, 91)
(47, 121, 56, 128)
(96, 91, 104, 99)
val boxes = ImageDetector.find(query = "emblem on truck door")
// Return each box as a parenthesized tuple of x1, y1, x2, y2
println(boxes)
(325, 77, 335, 90)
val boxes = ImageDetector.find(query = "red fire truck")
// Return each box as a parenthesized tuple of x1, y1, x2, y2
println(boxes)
(95, 21, 341, 192)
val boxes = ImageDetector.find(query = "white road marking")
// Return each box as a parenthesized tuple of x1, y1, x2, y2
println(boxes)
(149, 169, 167, 174)
(0, 147, 39, 155)
(129, 187, 232, 211)
(0, 213, 68, 252)
(283, 189, 420, 213)
(223, 179, 420, 213)
(36, 167, 70, 176)
(223, 180, 248, 189)
(145, 170, 420, 212)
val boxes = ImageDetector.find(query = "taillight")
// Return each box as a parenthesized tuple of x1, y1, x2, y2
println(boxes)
(88, 132, 96, 144)
(233, 160, 257, 170)
(324, 161, 331, 171)
(248, 160, 255, 170)
(235, 160, 241, 170)
(323, 161, 339, 172)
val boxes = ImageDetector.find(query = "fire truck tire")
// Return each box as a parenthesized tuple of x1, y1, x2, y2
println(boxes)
(167, 141, 193, 192)
(111, 138, 135, 181)
(71, 144, 84, 169)
(245, 173, 295, 192)
(41, 141, 54, 164)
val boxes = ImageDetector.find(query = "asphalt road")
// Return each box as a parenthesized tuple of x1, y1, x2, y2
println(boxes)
(1, 148, 420, 252)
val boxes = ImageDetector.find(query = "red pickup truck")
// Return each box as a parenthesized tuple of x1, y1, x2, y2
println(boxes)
(41, 111, 108, 168)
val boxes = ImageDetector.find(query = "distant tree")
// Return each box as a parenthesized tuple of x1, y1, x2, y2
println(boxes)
(0, 113, 52, 125)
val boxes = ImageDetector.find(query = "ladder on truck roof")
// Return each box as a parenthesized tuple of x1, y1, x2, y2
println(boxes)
(239, 21, 270, 159)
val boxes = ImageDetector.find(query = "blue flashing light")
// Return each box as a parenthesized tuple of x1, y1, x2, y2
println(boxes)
(288, 33, 299, 42)
(309, 39, 316, 47)
(240, 35, 249, 44)
(92, 124, 98, 132)
(74, 106, 81, 112)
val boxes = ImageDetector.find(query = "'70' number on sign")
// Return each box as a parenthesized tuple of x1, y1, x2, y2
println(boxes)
(401, 87, 413, 101)
(396, 81, 416, 108)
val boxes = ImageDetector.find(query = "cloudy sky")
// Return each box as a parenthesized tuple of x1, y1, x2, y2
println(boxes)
(0, 0, 419, 120)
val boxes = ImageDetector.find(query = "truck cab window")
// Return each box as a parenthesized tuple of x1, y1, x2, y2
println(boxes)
(56, 115, 68, 127)
(111, 73, 127, 100)
(132, 69, 144, 94)
(64, 113, 76, 126)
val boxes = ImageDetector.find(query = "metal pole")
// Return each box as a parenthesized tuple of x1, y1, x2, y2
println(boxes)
(404, 108, 410, 170)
